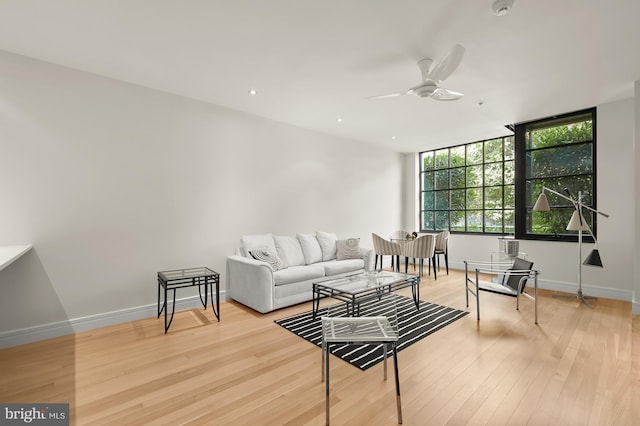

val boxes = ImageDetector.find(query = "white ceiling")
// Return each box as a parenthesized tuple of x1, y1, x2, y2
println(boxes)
(0, 0, 638, 153)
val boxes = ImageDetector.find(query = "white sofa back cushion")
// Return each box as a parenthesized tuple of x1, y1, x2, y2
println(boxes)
(274, 235, 306, 267)
(316, 231, 337, 261)
(296, 233, 323, 265)
(240, 233, 276, 257)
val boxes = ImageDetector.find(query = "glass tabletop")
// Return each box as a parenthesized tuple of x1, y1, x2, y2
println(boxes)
(314, 271, 417, 295)
(158, 267, 217, 281)
(321, 316, 399, 343)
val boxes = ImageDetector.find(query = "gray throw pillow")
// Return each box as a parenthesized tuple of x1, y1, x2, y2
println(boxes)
(336, 238, 361, 260)
(249, 248, 287, 271)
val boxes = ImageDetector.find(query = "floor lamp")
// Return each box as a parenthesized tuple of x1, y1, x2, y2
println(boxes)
(532, 187, 609, 307)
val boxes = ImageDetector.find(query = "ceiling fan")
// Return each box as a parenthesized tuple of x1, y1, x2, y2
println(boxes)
(370, 44, 465, 101)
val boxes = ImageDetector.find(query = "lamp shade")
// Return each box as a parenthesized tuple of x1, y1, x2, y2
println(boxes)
(583, 249, 603, 267)
(532, 192, 550, 211)
(566, 210, 590, 231)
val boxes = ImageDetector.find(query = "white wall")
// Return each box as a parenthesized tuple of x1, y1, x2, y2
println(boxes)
(401, 153, 418, 233)
(0, 51, 404, 345)
(634, 81, 640, 314)
(403, 97, 636, 303)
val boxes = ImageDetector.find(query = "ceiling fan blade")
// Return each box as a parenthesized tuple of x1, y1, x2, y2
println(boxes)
(430, 87, 464, 101)
(427, 44, 465, 82)
(367, 91, 407, 99)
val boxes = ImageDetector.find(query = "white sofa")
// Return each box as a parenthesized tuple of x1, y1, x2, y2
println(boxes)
(226, 232, 373, 313)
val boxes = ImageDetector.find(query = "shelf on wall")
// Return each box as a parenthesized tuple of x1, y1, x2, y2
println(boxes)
(0, 245, 33, 272)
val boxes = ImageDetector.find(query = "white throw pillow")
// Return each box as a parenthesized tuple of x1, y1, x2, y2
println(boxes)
(316, 231, 338, 261)
(240, 233, 276, 258)
(296, 233, 323, 265)
(336, 238, 362, 260)
(274, 235, 306, 267)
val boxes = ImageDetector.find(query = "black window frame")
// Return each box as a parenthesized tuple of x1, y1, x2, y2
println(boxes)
(514, 107, 597, 243)
(418, 135, 515, 234)
(418, 107, 597, 241)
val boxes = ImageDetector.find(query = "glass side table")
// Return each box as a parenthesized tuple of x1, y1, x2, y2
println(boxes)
(157, 267, 220, 333)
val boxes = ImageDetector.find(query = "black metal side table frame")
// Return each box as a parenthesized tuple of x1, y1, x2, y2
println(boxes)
(157, 267, 220, 333)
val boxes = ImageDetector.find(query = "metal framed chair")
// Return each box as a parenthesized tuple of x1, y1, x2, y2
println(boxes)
(464, 257, 539, 324)
(320, 293, 402, 425)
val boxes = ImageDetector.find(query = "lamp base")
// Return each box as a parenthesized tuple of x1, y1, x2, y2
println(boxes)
(552, 290, 597, 308)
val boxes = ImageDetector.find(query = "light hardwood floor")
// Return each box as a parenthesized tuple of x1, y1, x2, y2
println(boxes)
(1, 268, 638, 425)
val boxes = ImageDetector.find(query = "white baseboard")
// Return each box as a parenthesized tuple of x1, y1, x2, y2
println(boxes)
(0, 291, 228, 349)
(449, 260, 634, 304)
(390, 259, 635, 305)
(535, 278, 633, 302)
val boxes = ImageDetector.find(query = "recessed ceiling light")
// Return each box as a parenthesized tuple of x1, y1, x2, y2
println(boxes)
(337, 118, 343, 123)
(248, 89, 257, 95)
(391, 136, 396, 140)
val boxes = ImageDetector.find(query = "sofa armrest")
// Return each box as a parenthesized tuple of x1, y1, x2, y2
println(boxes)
(360, 246, 374, 271)
(226, 255, 275, 313)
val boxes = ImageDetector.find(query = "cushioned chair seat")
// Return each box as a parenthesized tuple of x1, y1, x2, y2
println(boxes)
(274, 265, 325, 286)
(476, 279, 518, 296)
(317, 259, 364, 276)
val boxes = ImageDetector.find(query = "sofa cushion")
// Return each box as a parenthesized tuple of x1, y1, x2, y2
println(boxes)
(316, 231, 338, 261)
(249, 248, 287, 271)
(336, 238, 362, 260)
(241, 233, 276, 257)
(317, 259, 364, 276)
(296, 233, 323, 264)
(273, 265, 325, 286)
(274, 235, 306, 267)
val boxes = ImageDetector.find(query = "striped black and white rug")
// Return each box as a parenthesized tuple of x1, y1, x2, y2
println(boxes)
(275, 295, 469, 370)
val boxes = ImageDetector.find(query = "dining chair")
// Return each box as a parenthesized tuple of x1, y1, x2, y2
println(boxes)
(372, 233, 402, 272)
(434, 231, 450, 275)
(390, 229, 411, 240)
(401, 234, 436, 279)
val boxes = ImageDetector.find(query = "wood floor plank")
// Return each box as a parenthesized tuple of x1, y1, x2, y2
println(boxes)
(0, 268, 636, 425)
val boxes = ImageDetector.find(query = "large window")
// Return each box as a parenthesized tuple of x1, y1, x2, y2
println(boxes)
(419, 107, 596, 241)
(419, 136, 515, 233)
(516, 108, 596, 241)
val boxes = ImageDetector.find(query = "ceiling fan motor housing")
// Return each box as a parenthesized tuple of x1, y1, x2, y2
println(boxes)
(412, 83, 438, 97)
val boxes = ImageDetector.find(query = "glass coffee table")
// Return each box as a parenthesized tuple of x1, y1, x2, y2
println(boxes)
(312, 271, 420, 320)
